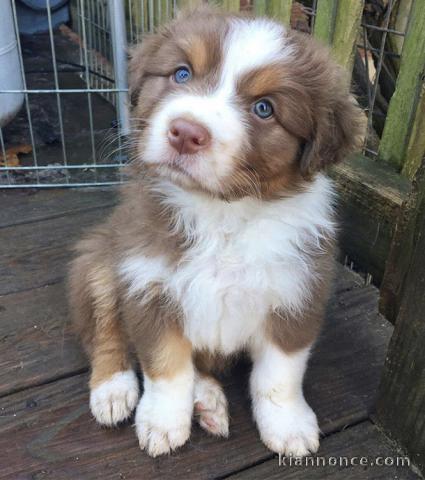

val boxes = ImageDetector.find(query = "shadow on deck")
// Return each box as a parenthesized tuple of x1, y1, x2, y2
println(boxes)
(0, 188, 420, 480)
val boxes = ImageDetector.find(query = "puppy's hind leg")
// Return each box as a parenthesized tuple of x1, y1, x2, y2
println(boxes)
(69, 259, 139, 426)
(194, 372, 229, 437)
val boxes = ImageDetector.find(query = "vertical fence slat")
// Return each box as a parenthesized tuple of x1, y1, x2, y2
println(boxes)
(253, 0, 267, 15)
(379, 0, 425, 173)
(268, 0, 292, 25)
(314, 0, 363, 73)
(221, 0, 240, 12)
(402, 85, 425, 179)
(376, 161, 425, 476)
(314, 0, 337, 44)
(253, 0, 292, 24)
(331, 0, 364, 73)
(176, 0, 202, 8)
(157, 0, 170, 24)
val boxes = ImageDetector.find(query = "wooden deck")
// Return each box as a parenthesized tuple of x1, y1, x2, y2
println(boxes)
(0, 188, 421, 480)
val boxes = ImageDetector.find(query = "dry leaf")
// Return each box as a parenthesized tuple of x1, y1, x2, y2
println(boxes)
(0, 144, 32, 167)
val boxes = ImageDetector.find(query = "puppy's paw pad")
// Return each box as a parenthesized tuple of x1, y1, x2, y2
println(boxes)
(255, 397, 319, 457)
(194, 377, 229, 437)
(135, 397, 192, 457)
(90, 370, 139, 426)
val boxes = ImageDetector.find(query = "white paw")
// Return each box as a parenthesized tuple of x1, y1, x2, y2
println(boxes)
(135, 394, 192, 457)
(90, 370, 139, 426)
(135, 373, 194, 457)
(253, 396, 320, 457)
(194, 376, 229, 437)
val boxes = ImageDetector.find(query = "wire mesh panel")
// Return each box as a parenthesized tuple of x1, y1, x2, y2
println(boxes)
(0, 0, 171, 188)
(0, 0, 415, 188)
(356, 0, 409, 159)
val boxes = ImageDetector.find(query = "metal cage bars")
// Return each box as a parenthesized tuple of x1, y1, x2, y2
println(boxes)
(0, 0, 421, 188)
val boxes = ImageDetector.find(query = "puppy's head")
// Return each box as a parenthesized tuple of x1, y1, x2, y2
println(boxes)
(129, 6, 364, 199)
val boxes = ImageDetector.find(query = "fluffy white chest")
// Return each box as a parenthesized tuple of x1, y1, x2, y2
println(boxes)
(169, 225, 293, 353)
(119, 176, 336, 354)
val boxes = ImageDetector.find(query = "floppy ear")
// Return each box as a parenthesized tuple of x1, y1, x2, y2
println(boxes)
(128, 33, 164, 107)
(299, 90, 366, 177)
(286, 32, 366, 177)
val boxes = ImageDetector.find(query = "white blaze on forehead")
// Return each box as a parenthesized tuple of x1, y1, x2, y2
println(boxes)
(219, 18, 291, 95)
(140, 18, 292, 191)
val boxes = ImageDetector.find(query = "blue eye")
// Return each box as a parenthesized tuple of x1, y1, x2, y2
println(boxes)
(253, 99, 274, 119)
(173, 67, 191, 84)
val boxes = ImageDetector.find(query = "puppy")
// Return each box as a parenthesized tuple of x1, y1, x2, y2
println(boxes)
(69, 6, 364, 458)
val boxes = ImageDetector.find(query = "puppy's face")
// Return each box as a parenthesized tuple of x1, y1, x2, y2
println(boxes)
(129, 7, 364, 199)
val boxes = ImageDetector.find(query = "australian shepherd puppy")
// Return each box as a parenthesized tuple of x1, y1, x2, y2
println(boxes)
(69, 6, 364, 458)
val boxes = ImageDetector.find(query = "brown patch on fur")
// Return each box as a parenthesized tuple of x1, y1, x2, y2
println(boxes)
(178, 34, 215, 77)
(231, 32, 365, 199)
(266, 239, 336, 353)
(69, 260, 132, 389)
(146, 328, 192, 379)
(237, 64, 289, 99)
(194, 350, 238, 375)
(283, 32, 366, 177)
(121, 290, 192, 380)
(68, 180, 189, 390)
(128, 6, 227, 110)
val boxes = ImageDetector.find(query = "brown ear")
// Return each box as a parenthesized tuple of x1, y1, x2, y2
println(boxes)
(299, 91, 366, 177)
(128, 33, 164, 107)
(285, 31, 366, 177)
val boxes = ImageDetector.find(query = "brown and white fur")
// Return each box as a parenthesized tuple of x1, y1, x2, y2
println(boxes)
(68, 6, 364, 458)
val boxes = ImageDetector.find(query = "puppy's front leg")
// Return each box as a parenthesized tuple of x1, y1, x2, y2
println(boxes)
(135, 328, 194, 457)
(250, 335, 320, 457)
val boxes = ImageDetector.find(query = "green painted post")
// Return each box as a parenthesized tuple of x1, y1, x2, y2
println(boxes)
(253, 0, 292, 24)
(253, 0, 267, 15)
(268, 0, 292, 25)
(176, 0, 203, 9)
(402, 86, 425, 179)
(379, 0, 425, 172)
(157, 0, 171, 23)
(314, 0, 338, 44)
(314, 0, 363, 74)
(331, 0, 364, 73)
(221, 0, 240, 12)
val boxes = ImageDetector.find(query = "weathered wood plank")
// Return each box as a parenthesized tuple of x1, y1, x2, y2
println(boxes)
(0, 205, 114, 295)
(379, 161, 425, 322)
(314, 0, 363, 74)
(376, 162, 425, 475)
(228, 422, 419, 479)
(221, 0, 240, 12)
(0, 282, 86, 397)
(268, 0, 292, 25)
(330, 153, 411, 284)
(2, 372, 264, 480)
(402, 82, 425, 179)
(378, 0, 425, 171)
(0, 286, 394, 480)
(176, 0, 202, 9)
(253, 0, 292, 24)
(253, 0, 267, 15)
(314, 0, 338, 44)
(0, 188, 117, 228)
(331, 0, 364, 73)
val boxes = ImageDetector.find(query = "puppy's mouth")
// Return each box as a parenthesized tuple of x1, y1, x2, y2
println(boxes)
(153, 151, 204, 187)
(166, 152, 197, 173)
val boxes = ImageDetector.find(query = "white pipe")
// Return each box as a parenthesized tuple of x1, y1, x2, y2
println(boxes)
(0, 0, 24, 127)
(108, 0, 130, 135)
